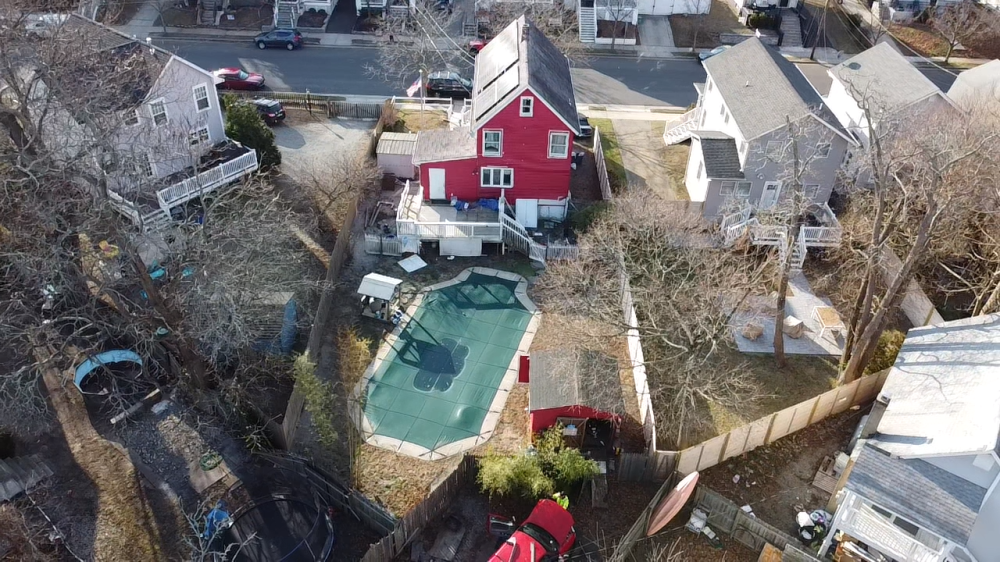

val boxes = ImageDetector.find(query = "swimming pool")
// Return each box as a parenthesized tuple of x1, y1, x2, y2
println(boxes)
(352, 268, 539, 460)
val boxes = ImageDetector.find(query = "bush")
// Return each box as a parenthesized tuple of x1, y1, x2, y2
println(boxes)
(747, 12, 778, 29)
(225, 101, 282, 169)
(477, 426, 599, 499)
(865, 329, 906, 375)
(293, 355, 338, 448)
(569, 202, 610, 232)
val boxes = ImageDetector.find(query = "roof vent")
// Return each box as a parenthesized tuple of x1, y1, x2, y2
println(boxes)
(745, 80, 750, 87)
(847, 62, 861, 70)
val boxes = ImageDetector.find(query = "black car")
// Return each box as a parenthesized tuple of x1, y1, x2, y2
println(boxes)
(254, 29, 304, 50)
(577, 114, 593, 139)
(426, 71, 472, 99)
(252, 99, 285, 125)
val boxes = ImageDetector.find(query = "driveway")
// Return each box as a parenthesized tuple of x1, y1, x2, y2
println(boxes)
(638, 15, 675, 48)
(273, 111, 372, 183)
(601, 112, 692, 201)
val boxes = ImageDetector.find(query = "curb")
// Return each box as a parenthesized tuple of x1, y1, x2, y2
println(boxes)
(151, 32, 322, 45)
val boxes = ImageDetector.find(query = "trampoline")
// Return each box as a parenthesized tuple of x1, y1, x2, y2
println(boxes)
(221, 496, 334, 561)
(353, 268, 539, 460)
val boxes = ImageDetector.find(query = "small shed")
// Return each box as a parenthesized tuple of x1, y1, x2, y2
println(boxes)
(376, 132, 418, 180)
(357, 273, 402, 322)
(528, 349, 625, 434)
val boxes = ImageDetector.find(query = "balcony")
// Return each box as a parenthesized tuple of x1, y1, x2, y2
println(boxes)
(395, 182, 503, 242)
(841, 504, 942, 562)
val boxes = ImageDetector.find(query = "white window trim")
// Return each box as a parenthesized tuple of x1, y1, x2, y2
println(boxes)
(548, 131, 570, 159)
(803, 183, 821, 198)
(483, 130, 502, 157)
(481, 167, 514, 188)
(193, 84, 211, 113)
(149, 98, 168, 127)
(519, 96, 533, 117)
(189, 126, 210, 146)
(134, 151, 154, 178)
(696, 161, 703, 180)
(735, 181, 752, 197)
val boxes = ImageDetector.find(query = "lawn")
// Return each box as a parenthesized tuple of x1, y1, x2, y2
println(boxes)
(587, 117, 628, 192)
(397, 109, 449, 132)
(669, 0, 746, 49)
(662, 136, 691, 201)
(890, 23, 951, 57)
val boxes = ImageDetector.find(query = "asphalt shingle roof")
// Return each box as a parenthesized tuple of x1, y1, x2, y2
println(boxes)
(703, 37, 840, 140)
(871, 313, 1000, 458)
(411, 127, 476, 164)
(846, 444, 987, 544)
(695, 132, 743, 179)
(831, 43, 944, 111)
(528, 349, 624, 414)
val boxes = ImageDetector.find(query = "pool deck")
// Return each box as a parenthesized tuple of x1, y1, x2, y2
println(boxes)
(351, 267, 540, 461)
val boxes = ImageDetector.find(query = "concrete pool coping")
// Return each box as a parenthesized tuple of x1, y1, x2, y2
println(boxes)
(349, 267, 539, 461)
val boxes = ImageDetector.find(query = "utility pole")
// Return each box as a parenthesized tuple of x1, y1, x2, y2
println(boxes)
(811, 0, 830, 60)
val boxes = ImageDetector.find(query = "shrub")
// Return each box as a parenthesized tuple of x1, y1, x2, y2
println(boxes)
(293, 355, 338, 448)
(225, 101, 282, 169)
(477, 425, 599, 499)
(865, 329, 906, 375)
(569, 202, 610, 232)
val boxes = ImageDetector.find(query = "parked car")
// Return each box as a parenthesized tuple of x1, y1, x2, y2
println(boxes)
(426, 71, 472, 99)
(577, 114, 593, 139)
(213, 68, 265, 90)
(487, 499, 576, 562)
(469, 37, 489, 55)
(251, 99, 285, 125)
(254, 29, 304, 50)
(698, 45, 732, 62)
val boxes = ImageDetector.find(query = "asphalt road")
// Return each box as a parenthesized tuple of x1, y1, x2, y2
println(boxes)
(155, 39, 708, 107)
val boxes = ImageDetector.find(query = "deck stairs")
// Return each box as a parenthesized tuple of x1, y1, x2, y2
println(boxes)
(275, 1, 297, 28)
(721, 206, 807, 270)
(0, 455, 54, 502)
(578, 7, 596, 43)
(779, 9, 803, 48)
(199, 0, 219, 25)
(140, 209, 173, 233)
(663, 108, 703, 145)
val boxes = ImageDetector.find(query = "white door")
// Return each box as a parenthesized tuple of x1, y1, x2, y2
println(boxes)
(515, 199, 539, 229)
(760, 181, 782, 209)
(428, 168, 446, 200)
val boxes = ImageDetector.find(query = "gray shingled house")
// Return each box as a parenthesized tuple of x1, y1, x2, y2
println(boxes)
(821, 314, 1000, 562)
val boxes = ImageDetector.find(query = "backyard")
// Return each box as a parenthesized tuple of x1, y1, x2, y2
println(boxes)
(669, 0, 746, 49)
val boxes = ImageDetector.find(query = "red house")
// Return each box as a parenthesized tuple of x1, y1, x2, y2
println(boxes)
(411, 16, 580, 228)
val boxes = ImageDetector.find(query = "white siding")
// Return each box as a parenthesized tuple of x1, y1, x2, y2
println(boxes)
(698, 73, 748, 159)
(685, 137, 709, 201)
(968, 481, 1000, 561)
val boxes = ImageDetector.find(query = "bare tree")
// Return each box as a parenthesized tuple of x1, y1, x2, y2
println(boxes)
(596, 0, 637, 49)
(931, 0, 996, 64)
(684, 0, 713, 51)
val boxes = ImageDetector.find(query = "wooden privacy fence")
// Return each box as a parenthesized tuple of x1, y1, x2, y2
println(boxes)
(361, 455, 477, 562)
(674, 370, 888, 475)
(593, 127, 613, 201)
(617, 452, 675, 482)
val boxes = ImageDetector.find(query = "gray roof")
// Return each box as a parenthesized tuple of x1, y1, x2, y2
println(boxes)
(695, 132, 743, 179)
(703, 38, 841, 140)
(411, 127, 476, 164)
(948, 59, 1000, 107)
(377, 132, 417, 156)
(529, 349, 624, 414)
(846, 443, 986, 544)
(831, 43, 945, 111)
(472, 16, 579, 133)
(871, 313, 1000, 458)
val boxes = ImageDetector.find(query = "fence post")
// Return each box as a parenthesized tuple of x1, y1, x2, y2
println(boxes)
(306, 88, 312, 114)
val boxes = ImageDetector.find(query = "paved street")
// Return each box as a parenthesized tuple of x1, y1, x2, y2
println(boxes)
(155, 39, 708, 106)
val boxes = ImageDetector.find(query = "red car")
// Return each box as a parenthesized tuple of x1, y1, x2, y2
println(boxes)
(488, 500, 576, 562)
(469, 38, 489, 55)
(212, 68, 265, 90)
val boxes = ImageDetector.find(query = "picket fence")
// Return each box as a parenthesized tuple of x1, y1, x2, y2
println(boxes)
(364, 233, 403, 256)
(593, 126, 613, 201)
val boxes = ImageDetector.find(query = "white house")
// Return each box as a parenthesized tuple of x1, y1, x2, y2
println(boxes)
(821, 314, 1000, 562)
(947, 59, 1000, 110)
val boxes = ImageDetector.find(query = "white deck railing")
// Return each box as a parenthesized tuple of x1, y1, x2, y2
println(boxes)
(844, 504, 940, 562)
(157, 150, 259, 209)
(397, 221, 502, 240)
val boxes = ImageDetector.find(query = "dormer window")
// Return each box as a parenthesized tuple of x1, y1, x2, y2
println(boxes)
(520, 97, 533, 117)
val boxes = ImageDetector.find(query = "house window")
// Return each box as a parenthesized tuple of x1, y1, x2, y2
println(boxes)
(481, 167, 513, 188)
(548, 132, 569, 159)
(124, 110, 139, 127)
(724, 112, 730, 125)
(815, 143, 831, 158)
(735, 181, 752, 197)
(519, 97, 533, 117)
(131, 152, 154, 178)
(193, 84, 210, 112)
(696, 161, 703, 180)
(149, 99, 167, 127)
(706, 79, 712, 92)
(739, 140, 748, 156)
(483, 130, 502, 157)
(804, 184, 820, 199)
(719, 105, 725, 116)
(766, 141, 784, 161)
(189, 127, 210, 146)
(721, 181, 736, 195)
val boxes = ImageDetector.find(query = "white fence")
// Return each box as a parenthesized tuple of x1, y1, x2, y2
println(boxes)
(618, 270, 657, 452)
(364, 233, 403, 256)
(879, 246, 945, 327)
(593, 127, 613, 201)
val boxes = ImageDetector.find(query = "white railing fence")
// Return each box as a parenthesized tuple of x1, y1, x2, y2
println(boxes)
(593, 127, 613, 201)
(844, 503, 940, 562)
(364, 233, 404, 256)
(157, 150, 259, 209)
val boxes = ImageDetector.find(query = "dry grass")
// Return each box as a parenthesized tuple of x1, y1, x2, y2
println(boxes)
(586, 118, 628, 192)
(662, 139, 691, 201)
(669, 0, 746, 49)
(352, 445, 459, 516)
(890, 24, 951, 57)
(398, 110, 449, 132)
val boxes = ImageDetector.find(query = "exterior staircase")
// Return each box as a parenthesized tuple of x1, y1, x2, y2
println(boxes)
(199, 0, 219, 25)
(578, 6, 596, 43)
(0, 455, 54, 502)
(275, 0, 298, 28)
(663, 108, 703, 145)
(722, 206, 807, 270)
(140, 209, 173, 233)
(779, 9, 803, 48)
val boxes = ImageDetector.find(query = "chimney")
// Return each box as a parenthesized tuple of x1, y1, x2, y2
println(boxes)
(860, 392, 891, 439)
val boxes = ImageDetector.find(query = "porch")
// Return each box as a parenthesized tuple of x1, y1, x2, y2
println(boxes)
(827, 491, 947, 562)
(396, 182, 503, 242)
(720, 202, 842, 268)
(108, 142, 259, 232)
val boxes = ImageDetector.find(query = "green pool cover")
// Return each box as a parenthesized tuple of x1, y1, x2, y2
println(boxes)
(362, 273, 532, 454)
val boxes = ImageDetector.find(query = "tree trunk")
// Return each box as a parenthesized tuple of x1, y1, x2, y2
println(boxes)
(945, 41, 955, 64)
(773, 245, 790, 368)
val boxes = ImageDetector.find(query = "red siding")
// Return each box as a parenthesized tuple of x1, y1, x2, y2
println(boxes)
(417, 90, 575, 204)
(530, 406, 620, 434)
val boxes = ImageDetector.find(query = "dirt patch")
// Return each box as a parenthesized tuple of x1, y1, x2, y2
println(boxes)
(297, 9, 329, 28)
(803, 0, 866, 53)
(220, 5, 273, 29)
(102, 0, 144, 25)
(598, 21, 640, 42)
(890, 23, 950, 57)
(398, 109, 450, 132)
(353, 445, 461, 517)
(669, 0, 745, 49)
(158, 6, 199, 27)
(663, 138, 691, 201)
(570, 146, 605, 207)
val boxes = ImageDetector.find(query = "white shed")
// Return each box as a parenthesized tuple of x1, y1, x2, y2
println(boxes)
(376, 132, 418, 179)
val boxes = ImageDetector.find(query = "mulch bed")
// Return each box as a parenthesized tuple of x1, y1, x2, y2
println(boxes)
(219, 6, 274, 30)
(297, 10, 329, 28)
(158, 7, 199, 28)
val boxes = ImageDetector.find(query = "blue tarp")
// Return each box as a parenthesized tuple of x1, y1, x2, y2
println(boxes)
(74, 350, 143, 390)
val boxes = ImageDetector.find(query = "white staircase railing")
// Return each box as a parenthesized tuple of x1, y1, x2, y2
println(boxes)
(578, 6, 596, 43)
(157, 150, 258, 209)
(845, 504, 940, 562)
(663, 107, 703, 145)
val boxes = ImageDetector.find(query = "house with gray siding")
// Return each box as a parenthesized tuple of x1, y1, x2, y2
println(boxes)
(665, 38, 855, 266)
(821, 313, 1000, 562)
(23, 15, 258, 232)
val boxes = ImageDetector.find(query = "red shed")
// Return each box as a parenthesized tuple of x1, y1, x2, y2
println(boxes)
(528, 349, 625, 434)
(411, 15, 581, 228)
